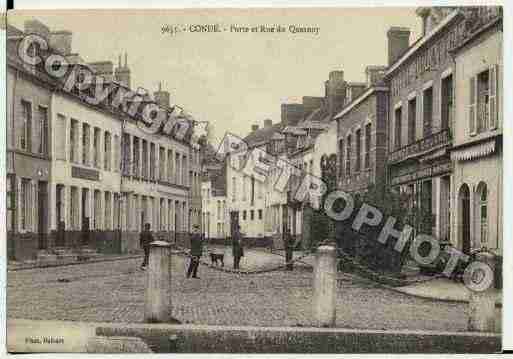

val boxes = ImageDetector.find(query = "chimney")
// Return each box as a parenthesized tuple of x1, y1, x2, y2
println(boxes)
(281, 104, 304, 127)
(326, 70, 346, 118)
(24, 19, 50, 40)
(251, 124, 259, 132)
(365, 65, 387, 87)
(153, 82, 171, 108)
(387, 27, 411, 66)
(264, 119, 272, 128)
(49, 30, 72, 55)
(88, 61, 114, 82)
(114, 52, 131, 88)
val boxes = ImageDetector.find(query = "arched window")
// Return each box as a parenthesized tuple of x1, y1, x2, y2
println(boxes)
(476, 182, 488, 246)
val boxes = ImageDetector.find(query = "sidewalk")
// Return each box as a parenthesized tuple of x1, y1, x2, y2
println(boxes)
(394, 278, 502, 306)
(8, 253, 142, 271)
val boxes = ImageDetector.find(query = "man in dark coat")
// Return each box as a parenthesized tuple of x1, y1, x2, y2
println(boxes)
(232, 225, 244, 270)
(140, 222, 154, 270)
(285, 228, 294, 271)
(186, 224, 203, 278)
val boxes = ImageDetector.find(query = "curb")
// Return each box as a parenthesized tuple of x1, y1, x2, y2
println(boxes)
(8, 254, 144, 272)
(390, 286, 503, 308)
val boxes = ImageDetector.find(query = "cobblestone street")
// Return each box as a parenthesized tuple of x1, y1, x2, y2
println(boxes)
(7, 249, 489, 332)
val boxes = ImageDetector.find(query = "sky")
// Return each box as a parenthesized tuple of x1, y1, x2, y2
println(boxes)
(9, 8, 421, 144)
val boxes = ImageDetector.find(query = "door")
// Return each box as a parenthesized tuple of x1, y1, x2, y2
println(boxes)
(459, 184, 471, 255)
(38, 181, 48, 249)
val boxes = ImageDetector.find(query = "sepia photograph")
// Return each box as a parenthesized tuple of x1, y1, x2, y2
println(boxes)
(4, 6, 504, 353)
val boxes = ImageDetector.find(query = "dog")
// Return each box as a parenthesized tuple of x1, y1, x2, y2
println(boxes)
(209, 252, 224, 267)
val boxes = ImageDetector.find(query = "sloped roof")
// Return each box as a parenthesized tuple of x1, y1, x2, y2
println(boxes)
(243, 122, 285, 148)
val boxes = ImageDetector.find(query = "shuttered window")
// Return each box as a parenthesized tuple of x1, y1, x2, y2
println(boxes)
(469, 76, 477, 135)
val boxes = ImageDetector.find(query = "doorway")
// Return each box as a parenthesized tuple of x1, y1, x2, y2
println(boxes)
(458, 184, 471, 254)
(37, 181, 48, 249)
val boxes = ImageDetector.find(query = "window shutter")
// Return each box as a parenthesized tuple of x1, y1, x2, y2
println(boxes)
(469, 76, 477, 135)
(488, 64, 498, 130)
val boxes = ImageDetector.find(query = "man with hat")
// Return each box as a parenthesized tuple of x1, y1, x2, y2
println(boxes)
(186, 224, 203, 278)
(232, 224, 244, 270)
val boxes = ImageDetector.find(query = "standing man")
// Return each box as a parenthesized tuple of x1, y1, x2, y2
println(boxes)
(232, 225, 244, 270)
(140, 222, 154, 270)
(285, 228, 294, 271)
(186, 224, 203, 278)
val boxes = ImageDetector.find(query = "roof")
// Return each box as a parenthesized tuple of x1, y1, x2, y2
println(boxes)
(243, 122, 284, 148)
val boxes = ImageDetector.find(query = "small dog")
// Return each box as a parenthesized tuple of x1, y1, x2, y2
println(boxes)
(209, 252, 224, 267)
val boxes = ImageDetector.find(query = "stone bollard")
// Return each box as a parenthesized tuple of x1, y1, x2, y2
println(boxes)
(467, 252, 496, 332)
(313, 244, 337, 327)
(145, 240, 172, 323)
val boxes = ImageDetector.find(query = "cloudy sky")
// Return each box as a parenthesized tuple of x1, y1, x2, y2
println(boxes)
(9, 8, 421, 144)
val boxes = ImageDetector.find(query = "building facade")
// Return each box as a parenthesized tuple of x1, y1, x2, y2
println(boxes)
(449, 8, 502, 254)
(385, 10, 463, 240)
(335, 66, 388, 194)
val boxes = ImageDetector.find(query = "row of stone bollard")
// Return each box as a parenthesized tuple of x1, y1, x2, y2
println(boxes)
(143, 241, 497, 332)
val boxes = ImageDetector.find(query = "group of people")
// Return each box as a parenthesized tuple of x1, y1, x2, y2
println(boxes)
(139, 222, 246, 277)
(139, 223, 296, 275)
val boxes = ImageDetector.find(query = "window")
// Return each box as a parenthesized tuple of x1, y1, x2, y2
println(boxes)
(7, 175, 15, 231)
(250, 210, 254, 220)
(159, 147, 166, 180)
(38, 106, 48, 155)
(94, 190, 101, 229)
(70, 186, 78, 230)
(394, 106, 402, 149)
(469, 67, 498, 135)
(20, 100, 32, 151)
(142, 140, 148, 178)
(122, 134, 130, 175)
(150, 143, 156, 180)
(167, 149, 173, 182)
(242, 176, 248, 201)
(133, 137, 139, 176)
(258, 209, 263, 220)
(408, 98, 416, 144)
(104, 132, 112, 171)
(70, 119, 79, 162)
(56, 115, 66, 160)
(355, 129, 361, 172)
(345, 135, 351, 177)
(338, 139, 344, 177)
(104, 192, 112, 230)
(113, 135, 120, 172)
(251, 176, 255, 204)
(182, 155, 187, 185)
(160, 198, 165, 230)
(217, 200, 221, 219)
(82, 123, 90, 165)
(478, 183, 488, 245)
(243, 210, 247, 220)
(20, 179, 31, 231)
(364, 124, 371, 169)
(232, 176, 236, 202)
(175, 153, 180, 184)
(441, 75, 453, 130)
(94, 128, 101, 168)
(423, 87, 433, 137)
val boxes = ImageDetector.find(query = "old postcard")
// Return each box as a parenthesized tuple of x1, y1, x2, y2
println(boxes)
(5, 6, 503, 353)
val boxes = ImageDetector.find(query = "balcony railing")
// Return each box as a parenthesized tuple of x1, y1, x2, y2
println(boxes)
(389, 128, 451, 164)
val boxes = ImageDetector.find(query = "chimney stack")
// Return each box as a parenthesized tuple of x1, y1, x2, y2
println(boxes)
(251, 124, 259, 132)
(387, 27, 411, 66)
(154, 82, 171, 108)
(114, 52, 131, 88)
(326, 70, 346, 118)
(365, 65, 387, 87)
(264, 119, 273, 128)
(49, 30, 72, 55)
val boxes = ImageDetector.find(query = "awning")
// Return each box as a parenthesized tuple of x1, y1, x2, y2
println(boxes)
(451, 139, 496, 161)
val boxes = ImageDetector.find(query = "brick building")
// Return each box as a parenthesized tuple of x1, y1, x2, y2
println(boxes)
(334, 66, 388, 194)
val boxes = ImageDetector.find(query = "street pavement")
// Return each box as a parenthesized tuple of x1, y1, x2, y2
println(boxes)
(7, 248, 501, 332)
